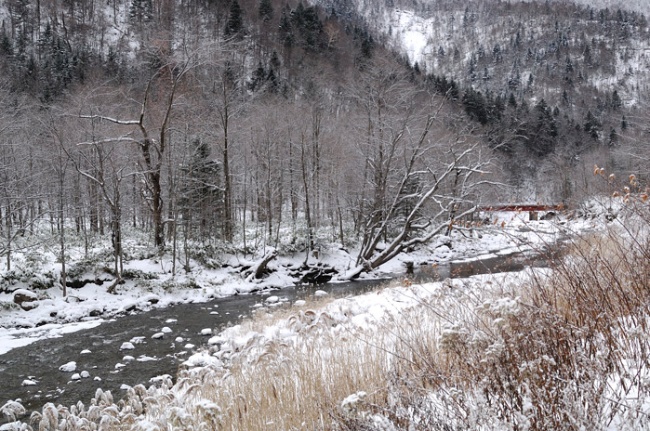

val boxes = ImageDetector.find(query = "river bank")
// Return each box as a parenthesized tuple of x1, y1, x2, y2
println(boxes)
(0, 211, 593, 355)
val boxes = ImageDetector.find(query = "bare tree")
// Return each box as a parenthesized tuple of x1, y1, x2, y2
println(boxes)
(342, 62, 494, 279)
(54, 115, 129, 293)
(79, 56, 193, 250)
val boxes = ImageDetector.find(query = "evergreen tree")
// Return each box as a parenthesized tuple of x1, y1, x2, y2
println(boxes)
(225, 0, 244, 38)
(0, 30, 12, 57)
(279, 9, 294, 48)
(359, 31, 373, 59)
(529, 99, 557, 156)
(462, 88, 489, 125)
(179, 139, 223, 238)
(291, 3, 324, 52)
(259, 0, 273, 22)
(508, 93, 517, 108)
(130, 0, 153, 24)
(249, 62, 272, 92)
(608, 127, 618, 146)
(611, 90, 622, 110)
(584, 110, 601, 140)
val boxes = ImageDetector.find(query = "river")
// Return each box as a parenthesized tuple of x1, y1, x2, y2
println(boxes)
(0, 248, 552, 417)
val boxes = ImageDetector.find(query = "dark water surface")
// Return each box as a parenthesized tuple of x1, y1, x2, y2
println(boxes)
(0, 248, 556, 417)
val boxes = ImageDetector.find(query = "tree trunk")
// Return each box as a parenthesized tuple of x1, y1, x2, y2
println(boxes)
(222, 80, 234, 242)
(59, 168, 67, 297)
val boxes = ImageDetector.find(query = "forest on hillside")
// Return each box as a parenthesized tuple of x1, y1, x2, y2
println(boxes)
(0, 0, 648, 274)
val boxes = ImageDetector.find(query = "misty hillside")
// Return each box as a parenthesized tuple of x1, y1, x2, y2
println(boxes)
(316, 0, 650, 195)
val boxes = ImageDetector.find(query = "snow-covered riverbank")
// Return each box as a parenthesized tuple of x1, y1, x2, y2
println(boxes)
(0, 211, 594, 356)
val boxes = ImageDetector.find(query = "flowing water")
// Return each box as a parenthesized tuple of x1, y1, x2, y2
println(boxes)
(0, 248, 555, 417)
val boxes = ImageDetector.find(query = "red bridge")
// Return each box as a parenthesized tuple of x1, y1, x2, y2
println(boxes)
(479, 204, 565, 212)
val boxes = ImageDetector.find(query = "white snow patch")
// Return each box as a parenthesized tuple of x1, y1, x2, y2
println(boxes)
(0, 321, 103, 356)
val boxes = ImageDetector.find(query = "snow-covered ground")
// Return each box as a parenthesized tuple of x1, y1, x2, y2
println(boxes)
(0, 210, 597, 358)
(3, 197, 644, 429)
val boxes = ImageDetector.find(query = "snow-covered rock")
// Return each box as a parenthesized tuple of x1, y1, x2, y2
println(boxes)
(13, 289, 39, 311)
(136, 355, 157, 362)
(80, 371, 90, 378)
(161, 327, 172, 333)
(12, 289, 38, 305)
(58, 361, 76, 372)
(70, 373, 81, 381)
(151, 332, 164, 339)
(207, 335, 225, 346)
(200, 328, 212, 335)
(183, 353, 223, 368)
(314, 290, 328, 297)
(80, 349, 91, 355)
(21, 380, 37, 386)
(174, 337, 184, 343)
(141, 294, 160, 304)
(265, 295, 280, 304)
(120, 342, 135, 350)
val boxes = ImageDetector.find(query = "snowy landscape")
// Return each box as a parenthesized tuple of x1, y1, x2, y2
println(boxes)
(2, 197, 650, 429)
(1, 0, 650, 428)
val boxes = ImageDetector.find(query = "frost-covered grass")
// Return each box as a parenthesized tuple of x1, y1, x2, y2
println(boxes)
(4, 198, 650, 430)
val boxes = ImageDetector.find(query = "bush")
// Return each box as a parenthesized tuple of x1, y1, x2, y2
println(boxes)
(121, 268, 159, 280)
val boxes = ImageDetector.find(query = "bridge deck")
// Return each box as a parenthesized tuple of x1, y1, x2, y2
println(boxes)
(479, 204, 565, 212)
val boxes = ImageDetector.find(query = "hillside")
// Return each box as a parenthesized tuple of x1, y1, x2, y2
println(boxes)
(0, 0, 647, 276)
